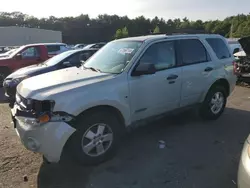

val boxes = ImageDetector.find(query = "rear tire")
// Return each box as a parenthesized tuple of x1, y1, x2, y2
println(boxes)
(199, 85, 227, 120)
(68, 110, 123, 166)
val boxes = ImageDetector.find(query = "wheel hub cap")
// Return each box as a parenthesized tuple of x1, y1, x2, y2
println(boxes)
(81, 123, 113, 157)
(210, 92, 224, 114)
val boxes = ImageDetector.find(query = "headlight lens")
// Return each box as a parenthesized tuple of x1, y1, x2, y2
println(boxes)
(12, 75, 29, 84)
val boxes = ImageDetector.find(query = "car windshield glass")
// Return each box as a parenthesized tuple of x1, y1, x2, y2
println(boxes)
(9, 46, 25, 58)
(83, 41, 142, 74)
(43, 50, 77, 66)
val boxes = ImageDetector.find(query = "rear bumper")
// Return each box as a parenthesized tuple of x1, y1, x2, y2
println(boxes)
(238, 142, 250, 188)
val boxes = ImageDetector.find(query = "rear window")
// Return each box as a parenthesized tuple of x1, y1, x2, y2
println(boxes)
(206, 38, 231, 59)
(179, 39, 210, 65)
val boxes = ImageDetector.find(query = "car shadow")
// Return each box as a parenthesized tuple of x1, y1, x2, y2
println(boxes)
(37, 107, 250, 188)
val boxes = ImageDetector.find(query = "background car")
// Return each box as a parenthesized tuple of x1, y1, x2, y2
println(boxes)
(233, 36, 250, 83)
(82, 42, 106, 50)
(238, 134, 250, 188)
(42, 43, 70, 57)
(228, 39, 243, 54)
(3, 48, 99, 103)
(73, 44, 86, 49)
(0, 48, 17, 58)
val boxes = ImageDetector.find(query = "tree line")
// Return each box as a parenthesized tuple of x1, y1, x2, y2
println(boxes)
(0, 12, 250, 44)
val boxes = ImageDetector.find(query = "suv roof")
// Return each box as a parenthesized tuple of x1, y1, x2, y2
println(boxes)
(117, 34, 223, 43)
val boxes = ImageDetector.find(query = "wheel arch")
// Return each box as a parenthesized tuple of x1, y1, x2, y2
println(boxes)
(203, 78, 230, 101)
(75, 105, 126, 127)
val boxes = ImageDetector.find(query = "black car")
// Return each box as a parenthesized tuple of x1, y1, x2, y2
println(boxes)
(3, 48, 98, 103)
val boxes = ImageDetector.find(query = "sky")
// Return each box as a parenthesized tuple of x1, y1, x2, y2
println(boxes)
(0, 0, 249, 21)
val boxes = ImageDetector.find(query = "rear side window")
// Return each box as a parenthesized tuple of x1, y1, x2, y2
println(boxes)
(206, 38, 231, 59)
(179, 39, 209, 65)
(46, 45, 61, 54)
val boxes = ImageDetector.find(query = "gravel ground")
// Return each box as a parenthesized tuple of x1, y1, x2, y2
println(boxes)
(1, 86, 250, 188)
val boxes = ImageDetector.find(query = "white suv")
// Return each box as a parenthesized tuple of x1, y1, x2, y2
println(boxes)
(11, 34, 237, 165)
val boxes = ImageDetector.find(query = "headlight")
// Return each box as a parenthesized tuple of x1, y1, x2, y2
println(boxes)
(16, 113, 51, 127)
(12, 75, 29, 84)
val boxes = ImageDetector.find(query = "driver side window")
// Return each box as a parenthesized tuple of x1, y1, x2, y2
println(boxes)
(139, 41, 176, 71)
(21, 47, 40, 59)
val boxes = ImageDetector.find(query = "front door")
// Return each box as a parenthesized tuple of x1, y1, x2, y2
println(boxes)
(129, 40, 182, 122)
(17, 46, 42, 69)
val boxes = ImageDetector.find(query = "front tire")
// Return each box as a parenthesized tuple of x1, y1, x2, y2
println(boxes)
(199, 85, 227, 120)
(68, 110, 123, 165)
(0, 69, 9, 87)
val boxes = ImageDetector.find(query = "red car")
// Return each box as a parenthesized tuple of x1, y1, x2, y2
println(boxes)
(0, 44, 50, 85)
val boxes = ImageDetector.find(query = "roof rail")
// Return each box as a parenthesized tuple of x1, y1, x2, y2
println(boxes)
(166, 29, 210, 35)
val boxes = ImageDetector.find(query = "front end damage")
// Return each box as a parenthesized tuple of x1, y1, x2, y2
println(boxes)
(234, 36, 250, 83)
(12, 92, 76, 163)
(14, 92, 74, 125)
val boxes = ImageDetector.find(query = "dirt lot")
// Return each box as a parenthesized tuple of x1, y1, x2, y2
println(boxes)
(0, 86, 250, 188)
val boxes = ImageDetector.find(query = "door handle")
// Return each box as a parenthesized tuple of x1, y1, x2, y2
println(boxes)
(204, 67, 213, 72)
(167, 74, 178, 80)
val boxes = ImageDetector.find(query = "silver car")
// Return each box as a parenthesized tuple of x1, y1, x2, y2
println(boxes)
(238, 135, 250, 188)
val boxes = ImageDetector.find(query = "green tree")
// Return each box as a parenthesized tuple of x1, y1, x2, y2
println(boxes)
(1, 11, 250, 44)
(115, 29, 123, 39)
(153, 25, 160, 33)
(122, 26, 129, 37)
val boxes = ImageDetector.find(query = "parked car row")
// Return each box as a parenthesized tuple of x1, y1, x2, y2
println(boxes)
(5, 34, 250, 187)
(4, 48, 99, 104)
(0, 42, 106, 86)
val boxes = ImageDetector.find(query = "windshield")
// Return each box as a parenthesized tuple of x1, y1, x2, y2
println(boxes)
(9, 45, 29, 58)
(43, 50, 77, 66)
(83, 41, 142, 74)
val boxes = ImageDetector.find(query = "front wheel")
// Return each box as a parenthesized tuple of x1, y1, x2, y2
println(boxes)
(0, 70, 9, 87)
(67, 110, 123, 165)
(199, 85, 227, 120)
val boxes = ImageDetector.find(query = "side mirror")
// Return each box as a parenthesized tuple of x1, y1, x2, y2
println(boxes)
(131, 63, 156, 76)
(15, 53, 22, 60)
(62, 61, 71, 67)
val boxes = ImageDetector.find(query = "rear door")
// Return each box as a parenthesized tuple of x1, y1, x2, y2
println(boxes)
(205, 37, 235, 91)
(178, 38, 212, 107)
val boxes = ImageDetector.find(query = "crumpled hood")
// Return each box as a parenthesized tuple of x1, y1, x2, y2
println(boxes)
(17, 67, 113, 99)
(238, 36, 250, 56)
(6, 64, 48, 79)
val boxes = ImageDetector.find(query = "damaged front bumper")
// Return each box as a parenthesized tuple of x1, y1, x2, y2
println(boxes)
(11, 97, 76, 163)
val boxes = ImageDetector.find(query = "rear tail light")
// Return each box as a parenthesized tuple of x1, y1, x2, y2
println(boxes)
(233, 61, 237, 75)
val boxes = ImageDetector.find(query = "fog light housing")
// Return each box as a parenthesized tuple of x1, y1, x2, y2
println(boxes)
(26, 137, 40, 151)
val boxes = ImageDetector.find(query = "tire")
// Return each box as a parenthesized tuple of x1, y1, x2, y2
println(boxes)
(199, 85, 227, 120)
(0, 68, 9, 87)
(67, 110, 124, 165)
